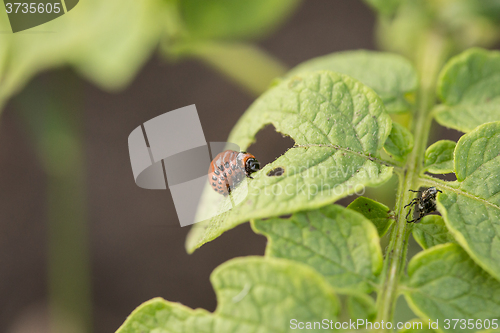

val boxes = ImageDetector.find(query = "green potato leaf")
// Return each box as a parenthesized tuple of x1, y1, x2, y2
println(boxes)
(116, 299, 212, 333)
(431, 1, 500, 49)
(363, 0, 401, 16)
(423, 140, 456, 174)
(116, 257, 339, 333)
(472, 0, 500, 23)
(287, 50, 418, 113)
(347, 294, 376, 323)
(69, 0, 166, 89)
(435, 48, 500, 133)
(412, 215, 456, 250)
(384, 122, 414, 161)
(187, 70, 393, 253)
(179, 0, 301, 40)
(436, 121, 500, 281)
(404, 244, 500, 333)
(252, 205, 383, 294)
(375, 1, 431, 63)
(347, 196, 393, 236)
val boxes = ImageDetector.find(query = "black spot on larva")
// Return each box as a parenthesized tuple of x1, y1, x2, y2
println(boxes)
(267, 167, 285, 177)
(227, 169, 232, 175)
(212, 175, 217, 181)
(212, 182, 216, 187)
(214, 169, 220, 175)
(218, 181, 222, 185)
(218, 165, 224, 171)
(223, 173, 227, 178)
(225, 162, 230, 168)
(232, 164, 236, 170)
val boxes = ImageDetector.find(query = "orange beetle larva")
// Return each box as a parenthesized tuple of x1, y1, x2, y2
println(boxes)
(208, 150, 260, 196)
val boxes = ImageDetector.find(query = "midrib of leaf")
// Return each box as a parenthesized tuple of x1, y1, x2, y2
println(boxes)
(263, 212, 380, 288)
(173, 41, 288, 96)
(419, 176, 500, 212)
(375, 32, 450, 329)
(294, 144, 404, 169)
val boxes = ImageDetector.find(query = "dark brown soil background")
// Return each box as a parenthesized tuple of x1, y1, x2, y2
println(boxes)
(0, 1, 465, 332)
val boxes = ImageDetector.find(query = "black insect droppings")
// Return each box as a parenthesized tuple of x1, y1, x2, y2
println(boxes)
(267, 167, 285, 177)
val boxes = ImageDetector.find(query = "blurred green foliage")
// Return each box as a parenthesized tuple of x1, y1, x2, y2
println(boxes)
(371, 0, 500, 61)
(0, 1, 303, 332)
(363, 0, 401, 16)
(0, 0, 302, 111)
(179, 0, 301, 40)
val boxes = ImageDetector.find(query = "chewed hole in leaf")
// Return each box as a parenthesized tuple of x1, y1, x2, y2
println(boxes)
(187, 71, 394, 254)
(267, 167, 285, 176)
(246, 124, 295, 165)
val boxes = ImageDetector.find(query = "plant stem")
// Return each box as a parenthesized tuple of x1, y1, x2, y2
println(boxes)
(169, 41, 288, 96)
(16, 73, 92, 333)
(375, 32, 449, 329)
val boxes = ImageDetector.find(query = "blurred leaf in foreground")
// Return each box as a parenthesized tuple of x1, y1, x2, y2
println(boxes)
(116, 257, 339, 333)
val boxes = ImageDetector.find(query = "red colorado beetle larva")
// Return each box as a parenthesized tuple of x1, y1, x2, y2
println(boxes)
(208, 150, 260, 196)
